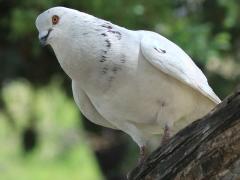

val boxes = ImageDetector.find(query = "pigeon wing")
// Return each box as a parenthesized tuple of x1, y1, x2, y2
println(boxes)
(140, 31, 221, 104)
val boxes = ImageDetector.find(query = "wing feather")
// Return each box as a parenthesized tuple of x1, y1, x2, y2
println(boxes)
(140, 31, 221, 104)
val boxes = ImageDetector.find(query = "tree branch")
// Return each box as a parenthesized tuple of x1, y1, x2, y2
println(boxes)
(129, 88, 240, 180)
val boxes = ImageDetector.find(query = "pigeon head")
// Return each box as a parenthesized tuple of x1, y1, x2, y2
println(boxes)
(35, 7, 77, 46)
(35, 7, 99, 79)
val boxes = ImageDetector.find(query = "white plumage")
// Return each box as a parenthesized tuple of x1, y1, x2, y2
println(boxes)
(36, 7, 220, 157)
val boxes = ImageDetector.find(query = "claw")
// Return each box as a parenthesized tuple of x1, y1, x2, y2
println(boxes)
(161, 125, 171, 145)
(138, 145, 147, 165)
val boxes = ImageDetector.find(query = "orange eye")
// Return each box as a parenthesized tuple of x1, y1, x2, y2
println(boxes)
(52, 15, 59, 25)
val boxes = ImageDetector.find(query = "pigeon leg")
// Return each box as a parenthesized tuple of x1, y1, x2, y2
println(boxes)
(161, 125, 171, 145)
(138, 145, 147, 165)
(127, 146, 147, 180)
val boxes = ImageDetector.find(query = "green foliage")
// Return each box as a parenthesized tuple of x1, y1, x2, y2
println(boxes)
(0, 79, 103, 180)
(2, 80, 32, 128)
(10, 8, 38, 40)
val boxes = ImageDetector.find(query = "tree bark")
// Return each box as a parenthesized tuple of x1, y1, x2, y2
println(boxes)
(129, 87, 240, 180)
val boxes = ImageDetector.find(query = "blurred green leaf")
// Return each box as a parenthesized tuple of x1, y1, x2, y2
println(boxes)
(0, 79, 103, 180)
(212, 32, 231, 50)
(10, 8, 38, 39)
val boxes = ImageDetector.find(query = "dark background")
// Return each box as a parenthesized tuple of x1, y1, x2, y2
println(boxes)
(0, 0, 239, 179)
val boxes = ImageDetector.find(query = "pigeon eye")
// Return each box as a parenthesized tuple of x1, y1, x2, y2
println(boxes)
(52, 15, 59, 25)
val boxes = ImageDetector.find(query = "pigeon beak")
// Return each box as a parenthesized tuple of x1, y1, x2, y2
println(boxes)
(39, 29, 52, 46)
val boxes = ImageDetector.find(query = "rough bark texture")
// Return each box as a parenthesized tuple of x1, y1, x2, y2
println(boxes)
(129, 88, 240, 180)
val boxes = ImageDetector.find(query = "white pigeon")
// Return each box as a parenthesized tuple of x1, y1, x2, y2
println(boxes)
(36, 7, 221, 161)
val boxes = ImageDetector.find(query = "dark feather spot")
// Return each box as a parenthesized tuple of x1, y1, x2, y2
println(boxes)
(100, 55, 107, 62)
(112, 66, 121, 74)
(157, 99, 166, 107)
(108, 30, 122, 40)
(101, 24, 113, 29)
(105, 39, 111, 48)
(154, 47, 166, 54)
(102, 67, 108, 74)
(161, 49, 166, 53)
(101, 33, 107, 37)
